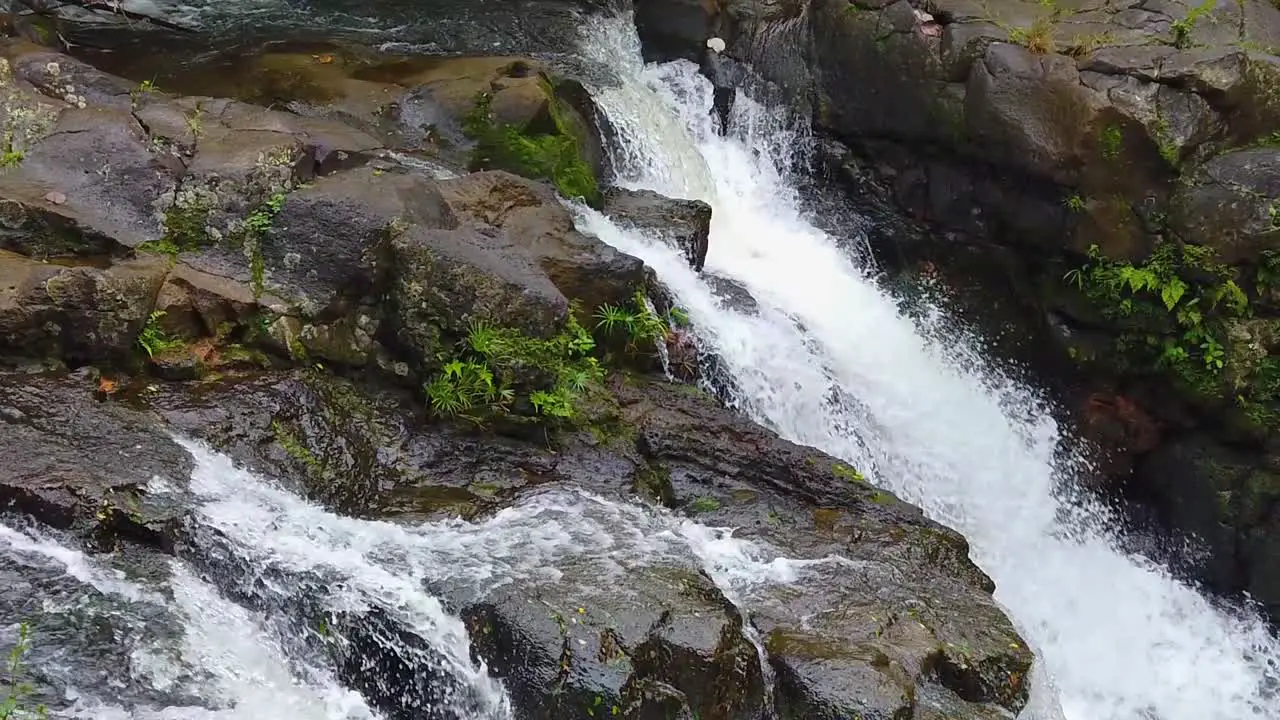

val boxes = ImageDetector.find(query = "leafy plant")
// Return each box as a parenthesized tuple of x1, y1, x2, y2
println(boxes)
(424, 311, 603, 421)
(136, 310, 183, 358)
(1099, 124, 1123, 160)
(1, 623, 47, 720)
(1066, 242, 1253, 393)
(1170, 0, 1215, 49)
(594, 292, 669, 350)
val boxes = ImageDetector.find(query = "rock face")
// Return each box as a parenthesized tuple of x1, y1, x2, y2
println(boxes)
(633, 0, 1280, 622)
(0, 28, 1034, 720)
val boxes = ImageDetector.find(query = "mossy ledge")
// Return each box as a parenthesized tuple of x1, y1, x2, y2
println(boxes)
(463, 76, 603, 208)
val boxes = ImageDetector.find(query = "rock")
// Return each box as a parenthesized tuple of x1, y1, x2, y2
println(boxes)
(440, 171, 649, 314)
(0, 250, 168, 364)
(0, 106, 179, 256)
(1169, 148, 1280, 264)
(602, 188, 711, 271)
(1134, 433, 1280, 621)
(136, 366, 1032, 719)
(0, 370, 192, 549)
(463, 560, 766, 720)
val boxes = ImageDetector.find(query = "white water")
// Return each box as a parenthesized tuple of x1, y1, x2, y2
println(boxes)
(0, 520, 379, 720)
(576, 13, 1280, 720)
(5, 437, 842, 719)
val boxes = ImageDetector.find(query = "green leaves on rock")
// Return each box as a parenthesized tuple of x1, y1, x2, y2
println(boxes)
(463, 82, 602, 207)
(423, 310, 604, 422)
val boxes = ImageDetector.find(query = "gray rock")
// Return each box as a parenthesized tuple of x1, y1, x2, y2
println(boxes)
(602, 187, 711, 270)
(1170, 148, 1280, 263)
(0, 250, 168, 363)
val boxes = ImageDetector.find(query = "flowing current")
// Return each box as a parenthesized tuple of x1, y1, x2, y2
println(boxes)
(573, 13, 1280, 720)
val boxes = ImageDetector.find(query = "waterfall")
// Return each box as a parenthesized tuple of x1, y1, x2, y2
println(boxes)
(574, 12, 1280, 720)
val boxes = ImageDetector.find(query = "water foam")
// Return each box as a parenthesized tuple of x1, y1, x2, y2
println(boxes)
(576, 12, 1280, 720)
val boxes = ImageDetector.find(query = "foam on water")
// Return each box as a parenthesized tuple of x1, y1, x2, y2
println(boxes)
(576, 12, 1280, 720)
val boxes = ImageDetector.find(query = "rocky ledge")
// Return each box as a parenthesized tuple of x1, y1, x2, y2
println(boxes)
(0, 36, 1030, 720)
(633, 0, 1280, 622)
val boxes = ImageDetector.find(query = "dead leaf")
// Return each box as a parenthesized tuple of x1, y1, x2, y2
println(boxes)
(44, 191, 66, 205)
(314, 54, 335, 64)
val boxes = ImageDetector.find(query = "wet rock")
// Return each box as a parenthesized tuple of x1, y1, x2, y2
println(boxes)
(1169, 147, 1280, 264)
(602, 188, 711, 271)
(0, 370, 192, 548)
(464, 562, 765, 720)
(440, 171, 648, 314)
(0, 250, 168, 364)
(144, 370, 550, 520)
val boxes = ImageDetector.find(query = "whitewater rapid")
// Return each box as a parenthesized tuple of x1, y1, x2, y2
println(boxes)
(575, 13, 1280, 720)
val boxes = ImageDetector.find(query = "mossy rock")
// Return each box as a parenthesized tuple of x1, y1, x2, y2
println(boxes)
(464, 73, 604, 208)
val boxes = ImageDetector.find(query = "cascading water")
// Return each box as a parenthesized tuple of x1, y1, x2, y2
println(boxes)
(574, 12, 1280, 720)
(3, 434, 845, 718)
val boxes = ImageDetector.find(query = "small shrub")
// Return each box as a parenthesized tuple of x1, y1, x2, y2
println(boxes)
(136, 310, 183, 358)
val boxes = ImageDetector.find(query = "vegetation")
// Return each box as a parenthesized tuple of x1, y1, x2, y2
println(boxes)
(1007, 16, 1056, 55)
(1099, 125, 1123, 160)
(233, 191, 286, 298)
(138, 201, 212, 256)
(463, 84, 601, 207)
(423, 294, 673, 423)
(136, 310, 184, 358)
(687, 496, 721, 513)
(1065, 242, 1280, 426)
(1170, 0, 1216, 49)
(1, 623, 46, 720)
(594, 291, 670, 352)
(424, 310, 601, 421)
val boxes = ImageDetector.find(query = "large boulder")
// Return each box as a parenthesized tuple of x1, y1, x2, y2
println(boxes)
(0, 370, 192, 549)
(0, 250, 168, 364)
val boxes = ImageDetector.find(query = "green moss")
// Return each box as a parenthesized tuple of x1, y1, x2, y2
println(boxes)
(832, 462, 866, 483)
(271, 418, 324, 477)
(464, 84, 601, 207)
(633, 463, 674, 505)
(687, 496, 721, 514)
(138, 201, 213, 256)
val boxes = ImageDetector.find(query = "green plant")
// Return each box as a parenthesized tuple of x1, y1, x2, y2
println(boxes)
(1099, 124, 1123, 160)
(1066, 242, 1251, 392)
(1259, 250, 1280, 290)
(136, 310, 184, 358)
(594, 292, 669, 350)
(424, 311, 603, 421)
(1170, 0, 1215, 49)
(1, 623, 47, 720)
(236, 192, 286, 298)
(1064, 193, 1086, 212)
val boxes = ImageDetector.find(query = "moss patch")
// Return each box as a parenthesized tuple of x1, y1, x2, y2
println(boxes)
(464, 79, 601, 207)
